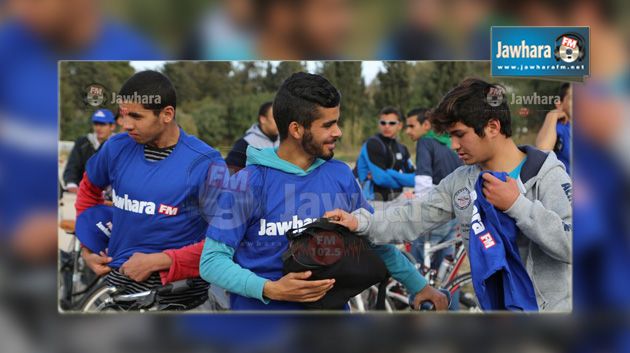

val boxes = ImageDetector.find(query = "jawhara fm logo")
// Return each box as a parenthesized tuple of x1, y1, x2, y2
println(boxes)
(554, 33, 586, 64)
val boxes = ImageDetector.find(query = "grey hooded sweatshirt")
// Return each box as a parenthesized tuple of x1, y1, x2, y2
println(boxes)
(353, 146, 572, 311)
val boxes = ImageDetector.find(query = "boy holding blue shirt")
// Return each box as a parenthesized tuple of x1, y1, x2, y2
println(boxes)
(326, 78, 572, 311)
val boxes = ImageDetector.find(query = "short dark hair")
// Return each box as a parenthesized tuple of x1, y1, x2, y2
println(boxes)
(379, 106, 403, 121)
(273, 72, 340, 140)
(430, 78, 512, 137)
(558, 83, 571, 102)
(119, 70, 177, 114)
(258, 101, 273, 120)
(406, 108, 430, 123)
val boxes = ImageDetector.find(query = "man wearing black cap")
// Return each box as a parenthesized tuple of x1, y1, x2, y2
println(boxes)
(63, 109, 116, 193)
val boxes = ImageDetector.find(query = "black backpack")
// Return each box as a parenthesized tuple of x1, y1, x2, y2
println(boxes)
(282, 218, 389, 310)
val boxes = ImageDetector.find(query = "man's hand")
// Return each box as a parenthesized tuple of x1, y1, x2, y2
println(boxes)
(481, 173, 520, 211)
(323, 209, 358, 232)
(412, 285, 449, 311)
(263, 271, 335, 302)
(545, 109, 568, 124)
(66, 186, 78, 193)
(81, 248, 112, 276)
(120, 252, 172, 282)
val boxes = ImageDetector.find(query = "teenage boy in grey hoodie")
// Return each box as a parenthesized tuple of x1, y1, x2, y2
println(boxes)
(326, 78, 572, 312)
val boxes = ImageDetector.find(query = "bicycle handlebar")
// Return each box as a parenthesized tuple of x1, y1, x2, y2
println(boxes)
(419, 288, 451, 311)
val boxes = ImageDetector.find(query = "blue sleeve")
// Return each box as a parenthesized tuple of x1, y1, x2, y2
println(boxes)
(415, 139, 433, 177)
(361, 144, 402, 189)
(356, 145, 370, 182)
(386, 169, 416, 187)
(204, 167, 261, 248)
(85, 137, 113, 188)
(372, 244, 427, 296)
(345, 167, 374, 214)
(199, 238, 269, 303)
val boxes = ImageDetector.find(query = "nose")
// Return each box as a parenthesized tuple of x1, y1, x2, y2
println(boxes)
(451, 137, 460, 150)
(332, 124, 342, 138)
(121, 116, 134, 131)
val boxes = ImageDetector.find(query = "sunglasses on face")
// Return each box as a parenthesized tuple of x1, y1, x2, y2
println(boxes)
(379, 120, 399, 126)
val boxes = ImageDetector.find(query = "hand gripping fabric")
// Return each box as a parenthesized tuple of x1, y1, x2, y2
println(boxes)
(469, 171, 539, 311)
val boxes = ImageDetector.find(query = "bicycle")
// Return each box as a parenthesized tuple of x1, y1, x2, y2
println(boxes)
(349, 232, 479, 312)
(77, 276, 223, 312)
(58, 188, 103, 311)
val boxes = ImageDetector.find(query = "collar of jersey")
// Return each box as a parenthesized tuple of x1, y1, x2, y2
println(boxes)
(245, 145, 325, 176)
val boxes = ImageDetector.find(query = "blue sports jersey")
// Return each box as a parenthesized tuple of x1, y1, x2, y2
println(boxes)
(205, 159, 373, 310)
(75, 204, 113, 254)
(555, 121, 571, 174)
(85, 129, 224, 268)
(469, 171, 538, 311)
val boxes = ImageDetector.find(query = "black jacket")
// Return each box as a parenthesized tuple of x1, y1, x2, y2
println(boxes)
(63, 135, 98, 187)
(366, 134, 414, 201)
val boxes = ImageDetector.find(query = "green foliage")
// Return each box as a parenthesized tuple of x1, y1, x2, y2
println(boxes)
(59, 62, 135, 140)
(373, 62, 412, 114)
(183, 97, 227, 148)
(319, 61, 366, 146)
(60, 61, 561, 157)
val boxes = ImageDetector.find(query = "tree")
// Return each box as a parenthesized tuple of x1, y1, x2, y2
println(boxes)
(59, 62, 135, 140)
(320, 61, 366, 146)
(162, 61, 232, 104)
(261, 61, 306, 92)
(373, 62, 412, 114)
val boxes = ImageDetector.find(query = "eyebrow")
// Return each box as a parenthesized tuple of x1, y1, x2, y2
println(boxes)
(321, 118, 338, 126)
(128, 111, 144, 118)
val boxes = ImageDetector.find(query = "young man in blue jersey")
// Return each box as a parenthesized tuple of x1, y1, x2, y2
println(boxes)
(119, 72, 447, 310)
(326, 78, 572, 311)
(75, 71, 224, 308)
(191, 72, 447, 311)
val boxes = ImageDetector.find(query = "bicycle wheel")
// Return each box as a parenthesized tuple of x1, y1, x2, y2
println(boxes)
(443, 273, 480, 311)
(77, 281, 119, 312)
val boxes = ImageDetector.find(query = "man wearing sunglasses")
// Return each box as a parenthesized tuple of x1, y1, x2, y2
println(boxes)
(360, 107, 415, 201)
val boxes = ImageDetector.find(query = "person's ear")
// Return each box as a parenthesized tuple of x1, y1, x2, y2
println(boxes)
(288, 121, 303, 139)
(161, 106, 175, 124)
(422, 120, 431, 130)
(485, 119, 501, 138)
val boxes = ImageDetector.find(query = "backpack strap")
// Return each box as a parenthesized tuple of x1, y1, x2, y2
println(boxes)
(375, 279, 388, 310)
